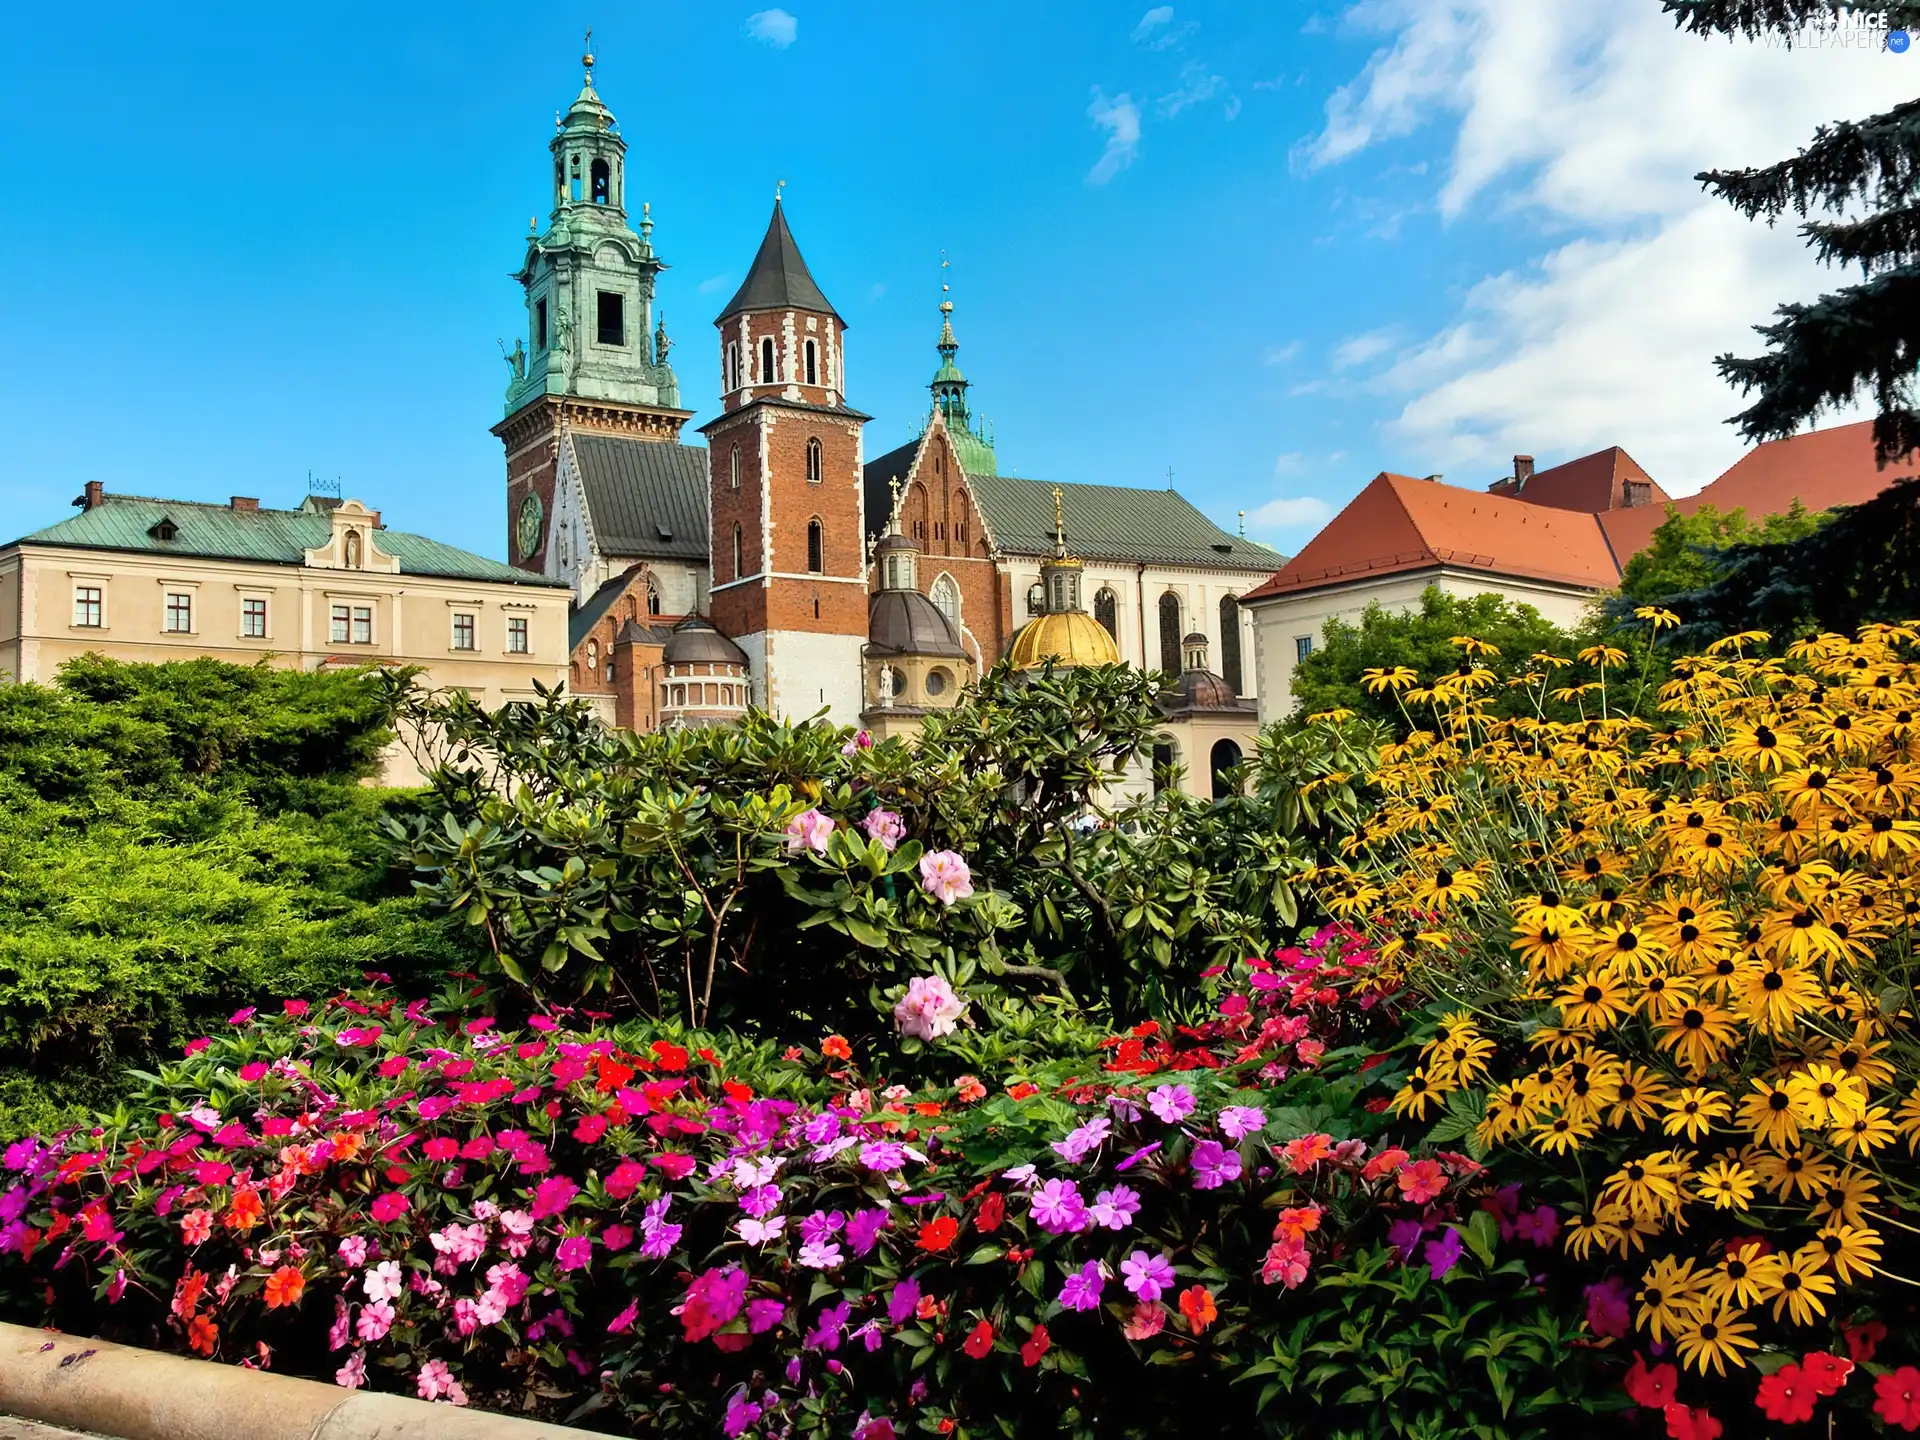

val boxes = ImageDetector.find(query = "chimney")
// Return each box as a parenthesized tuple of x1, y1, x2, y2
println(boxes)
(230, 496, 259, 512)
(1512, 455, 1535, 493)
(81, 480, 104, 510)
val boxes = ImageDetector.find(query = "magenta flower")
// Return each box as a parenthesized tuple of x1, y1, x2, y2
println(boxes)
(1147, 1084, 1196, 1123)
(862, 809, 907, 851)
(1051, 1117, 1112, 1164)
(1190, 1139, 1243, 1190)
(334, 1351, 366, 1389)
(888, 1278, 922, 1326)
(1583, 1277, 1630, 1338)
(1029, 1178, 1088, 1233)
(1423, 1227, 1464, 1280)
(608, 1301, 639, 1334)
(1057, 1260, 1105, 1311)
(805, 1299, 851, 1351)
(1217, 1105, 1267, 1140)
(530, 1176, 579, 1220)
(369, 1191, 409, 1224)
(1087, 1184, 1141, 1230)
(748, 1297, 786, 1333)
(917, 850, 974, 905)
(859, 1140, 908, 1172)
(555, 1234, 594, 1272)
(1120, 1250, 1174, 1303)
(846, 1207, 889, 1257)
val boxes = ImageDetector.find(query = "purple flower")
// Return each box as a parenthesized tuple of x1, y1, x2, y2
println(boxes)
(1583, 1277, 1630, 1339)
(1115, 1142, 1162, 1172)
(859, 1140, 908, 1173)
(1217, 1105, 1267, 1140)
(1029, 1178, 1088, 1233)
(1106, 1094, 1144, 1123)
(723, 1395, 764, 1438)
(1386, 1216, 1428, 1262)
(1087, 1184, 1141, 1231)
(1057, 1260, 1105, 1312)
(1189, 1139, 1243, 1190)
(797, 1241, 843, 1270)
(748, 1298, 787, 1334)
(739, 1184, 783, 1218)
(846, 1207, 889, 1258)
(805, 1300, 851, 1351)
(1051, 1117, 1112, 1164)
(888, 1278, 922, 1326)
(798, 1210, 846, 1246)
(1423, 1228, 1464, 1280)
(1147, 1085, 1196, 1124)
(1512, 1205, 1560, 1248)
(801, 1112, 841, 1145)
(1120, 1250, 1174, 1303)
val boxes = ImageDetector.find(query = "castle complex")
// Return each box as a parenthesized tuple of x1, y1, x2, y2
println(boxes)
(492, 51, 1274, 793)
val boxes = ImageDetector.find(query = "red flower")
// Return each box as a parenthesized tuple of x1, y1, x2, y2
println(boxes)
(1663, 1404, 1722, 1440)
(1020, 1323, 1050, 1368)
(974, 1194, 1005, 1233)
(1876, 1368, 1920, 1432)
(1007, 1082, 1039, 1101)
(963, 1320, 994, 1358)
(1845, 1320, 1887, 1364)
(821, 1035, 852, 1060)
(1177, 1286, 1217, 1335)
(1625, 1355, 1679, 1409)
(1756, 1364, 1815, 1425)
(1800, 1351, 1854, 1398)
(186, 1312, 217, 1356)
(262, 1266, 304, 1310)
(917, 1217, 959, 1253)
(650, 1041, 688, 1072)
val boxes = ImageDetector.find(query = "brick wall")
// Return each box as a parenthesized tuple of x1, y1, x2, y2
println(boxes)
(893, 425, 1010, 663)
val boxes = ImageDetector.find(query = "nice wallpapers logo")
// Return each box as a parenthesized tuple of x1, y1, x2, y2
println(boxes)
(1762, 7, 1911, 49)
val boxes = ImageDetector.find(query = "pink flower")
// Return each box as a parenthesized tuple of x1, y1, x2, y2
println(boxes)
(862, 810, 907, 851)
(1189, 1140, 1242, 1190)
(555, 1235, 594, 1272)
(362, 1261, 403, 1304)
(336, 1236, 369, 1267)
(917, 850, 974, 905)
(609, 1301, 639, 1334)
(355, 1300, 395, 1342)
(416, 1358, 462, 1402)
(283, 999, 310, 1019)
(184, 1038, 211, 1057)
(228, 1008, 256, 1025)
(370, 1191, 409, 1224)
(334, 1351, 366, 1389)
(1121, 1250, 1175, 1303)
(1122, 1302, 1167, 1340)
(785, 809, 836, 854)
(840, 730, 874, 757)
(180, 1209, 213, 1245)
(530, 1176, 579, 1220)
(429, 1222, 487, 1267)
(893, 974, 968, 1041)
(1396, 1159, 1446, 1205)
(1217, 1105, 1267, 1141)
(237, 1062, 269, 1083)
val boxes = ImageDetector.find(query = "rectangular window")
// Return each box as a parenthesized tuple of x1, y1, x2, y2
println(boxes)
(330, 604, 350, 643)
(352, 606, 372, 644)
(535, 297, 549, 350)
(597, 291, 624, 346)
(1294, 635, 1314, 663)
(73, 586, 102, 627)
(331, 604, 373, 644)
(241, 597, 268, 638)
(507, 616, 530, 654)
(164, 592, 193, 633)
(452, 613, 476, 651)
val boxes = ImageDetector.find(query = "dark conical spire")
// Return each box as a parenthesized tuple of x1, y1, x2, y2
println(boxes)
(717, 196, 841, 324)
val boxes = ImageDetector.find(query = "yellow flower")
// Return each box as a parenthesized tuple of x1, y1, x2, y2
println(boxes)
(1562, 1206, 1630, 1261)
(1662, 1087, 1731, 1142)
(1723, 721, 1805, 773)
(1424, 1028, 1495, 1087)
(1633, 970, 1697, 1024)
(1895, 1086, 1920, 1150)
(1605, 1065, 1670, 1130)
(1673, 1302, 1759, 1375)
(1735, 962, 1824, 1035)
(1737, 1079, 1802, 1152)
(1656, 1004, 1740, 1077)
(1388, 1069, 1449, 1120)
(1361, 666, 1418, 694)
(1555, 970, 1633, 1031)
(1829, 1105, 1898, 1159)
(1752, 1146, 1836, 1202)
(1810, 1223, 1881, 1285)
(1589, 921, 1666, 976)
(1412, 864, 1486, 912)
(1599, 1151, 1688, 1221)
(1771, 1247, 1837, 1326)
(1807, 1167, 1878, 1229)
(1635, 1255, 1705, 1343)
(1531, 1111, 1596, 1156)
(1694, 1157, 1759, 1210)
(1704, 1241, 1784, 1308)
(1785, 1063, 1869, 1129)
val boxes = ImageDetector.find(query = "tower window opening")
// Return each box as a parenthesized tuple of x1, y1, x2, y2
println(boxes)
(597, 291, 625, 346)
(726, 341, 742, 390)
(1026, 583, 1043, 616)
(729, 444, 741, 490)
(807, 518, 824, 574)
(1158, 592, 1182, 675)
(804, 338, 818, 385)
(535, 297, 549, 350)
(760, 337, 776, 383)
(931, 573, 960, 624)
(590, 158, 610, 204)
(647, 580, 661, 616)
(569, 155, 582, 201)
(1095, 587, 1118, 639)
(1219, 593, 1243, 692)
(805, 437, 822, 485)
(732, 523, 744, 580)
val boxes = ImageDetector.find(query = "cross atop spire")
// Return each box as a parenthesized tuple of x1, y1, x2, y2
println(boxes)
(582, 27, 594, 82)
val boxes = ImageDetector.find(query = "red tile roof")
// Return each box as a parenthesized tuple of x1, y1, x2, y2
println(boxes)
(1489, 446, 1671, 512)
(1240, 472, 1620, 601)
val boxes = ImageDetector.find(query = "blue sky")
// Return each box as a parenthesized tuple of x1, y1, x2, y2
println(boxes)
(0, 2, 1908, 560)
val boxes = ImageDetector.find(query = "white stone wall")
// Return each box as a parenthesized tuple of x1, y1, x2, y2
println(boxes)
(762, 629, 866, 726)
(1246, 567, 1603, 723)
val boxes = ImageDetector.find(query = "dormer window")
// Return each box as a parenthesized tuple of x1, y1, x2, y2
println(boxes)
(149, 517, 178, 541)
(590, 158, 610, 205)
(647, 579, 662, 615)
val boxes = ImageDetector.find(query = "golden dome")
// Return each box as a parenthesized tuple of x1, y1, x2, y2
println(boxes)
(1006, 610, 1122, 670)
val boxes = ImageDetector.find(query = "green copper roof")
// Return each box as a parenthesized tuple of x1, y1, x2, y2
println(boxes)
(924, 296, 996, 475)
(11, 494, 565, 587)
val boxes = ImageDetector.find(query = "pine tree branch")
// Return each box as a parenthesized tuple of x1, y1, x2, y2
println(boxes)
(1698, 101, 1920, 220)
(1665, 1, 1920, 41)
(1715, 268, 1920, 462)
(1804, 204, 1920, 274)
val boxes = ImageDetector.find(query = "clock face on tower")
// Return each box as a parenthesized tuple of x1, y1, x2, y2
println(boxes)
(515, 493, 545, 560)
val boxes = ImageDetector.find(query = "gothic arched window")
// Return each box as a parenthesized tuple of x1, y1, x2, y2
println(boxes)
(930, 573, 961, 626)
(590, 158, 610, 204)
(1158, 592, 1182, 676)
(729, 444, 741, 490)
(647, 580, 662, 616)
(1094, 587, 1118, 640)
(732, 523, 744, 580)
(1219, 594, 1243, 693)
(760, 337, 776, 384)
(726, 342, 742, 390)
(807, 518, 824, 574)
(1026, 583, 1044, 616)
(805, 437, 823, 485)
(804, 338, 818, 385)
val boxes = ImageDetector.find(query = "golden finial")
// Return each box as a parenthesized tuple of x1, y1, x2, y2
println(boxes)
(582, 27, 595, 80)
(1052, 484, 1065, 536)
(528, 215, 538, 234)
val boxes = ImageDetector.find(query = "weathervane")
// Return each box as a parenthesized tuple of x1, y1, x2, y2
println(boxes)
(776, 178, 786, 204)
(582, 26, 594, 79)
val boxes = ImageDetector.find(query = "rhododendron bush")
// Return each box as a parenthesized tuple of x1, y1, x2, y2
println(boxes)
(0, 940, 1604, 1439)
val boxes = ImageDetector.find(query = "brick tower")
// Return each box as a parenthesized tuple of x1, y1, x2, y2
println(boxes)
(697, 196, 870, 722)
(494, 41, 693, 575)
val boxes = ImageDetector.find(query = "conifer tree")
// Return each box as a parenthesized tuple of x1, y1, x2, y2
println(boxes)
(1664, 1, 1920, 463)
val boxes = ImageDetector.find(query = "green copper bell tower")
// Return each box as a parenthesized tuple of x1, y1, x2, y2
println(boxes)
(495, 39, 694, 575)
(923, 268, 996, 477)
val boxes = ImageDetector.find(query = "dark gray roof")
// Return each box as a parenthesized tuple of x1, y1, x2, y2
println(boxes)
(663, 616, 749, 666)
(697, 396, 871, 435)
(717, 202, 842, 324)
(1158, 669, 1255, 718)
(868, 589, 967, 658)
(570, 568, 637, 651)
(861, 439, 1281, 571)
(616, 618, 671, 646)
(572, 434, 711, 562)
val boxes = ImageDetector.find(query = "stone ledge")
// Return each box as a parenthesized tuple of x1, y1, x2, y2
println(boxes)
(0, 1323, 596, 1440)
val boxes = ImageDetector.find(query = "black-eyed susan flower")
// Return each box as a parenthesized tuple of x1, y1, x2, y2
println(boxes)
(1673, 1302, 1759, 1375)
(1829, 1105, 1898, 1159)
(1656, 1004, 1740, 1077)
(1810, 1223, 1881, 1284)
(1693, 1155, 1759, 1210)
(1807, 1168, 1878, 1229)
(1556, 970, 1631, 1031)
(1735, 962, 1824, 1035)
(1737, 1078, 1802, 1151)
(1635, 1255, 1705, 1343)
(1771, 1247, 1837, 1326)
(1704, 1241, 1784, 1309)
(1752, 1146, 1836, 1201)
(1605, 1064, 1670, 1130)
(1784, 1062, 1869, 1128)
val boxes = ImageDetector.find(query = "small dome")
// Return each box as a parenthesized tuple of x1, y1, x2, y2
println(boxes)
(663, 617, 748, 667)
(869, 590, 967, 658)
(873, 530, 917, 559)
(1183, 631, 1209, 646)
(1006, 610, 1122, 670)
(1158, 668, 1248, 713)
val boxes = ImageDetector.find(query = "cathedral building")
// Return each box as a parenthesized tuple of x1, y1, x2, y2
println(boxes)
(495, 52, 1276, 790)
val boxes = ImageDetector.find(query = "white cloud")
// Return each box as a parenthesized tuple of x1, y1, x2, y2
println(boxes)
(1132, 6, 1174, 40)
(1245, 494, 1335, 531)
(1132, 6, 1197, 47)
(1302, 0, 1909, 492)
(697, 273, 735, 295)
(1224, 94, 1243, 120)
(1086, 88, 1143, 184)
(1272, 451, 1308, 474)
(743, 9, 797, 48)
(1263, 340, 1304, 365)
(1333, 328, 1398, 368)
(1157, 60, 1226, 117)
